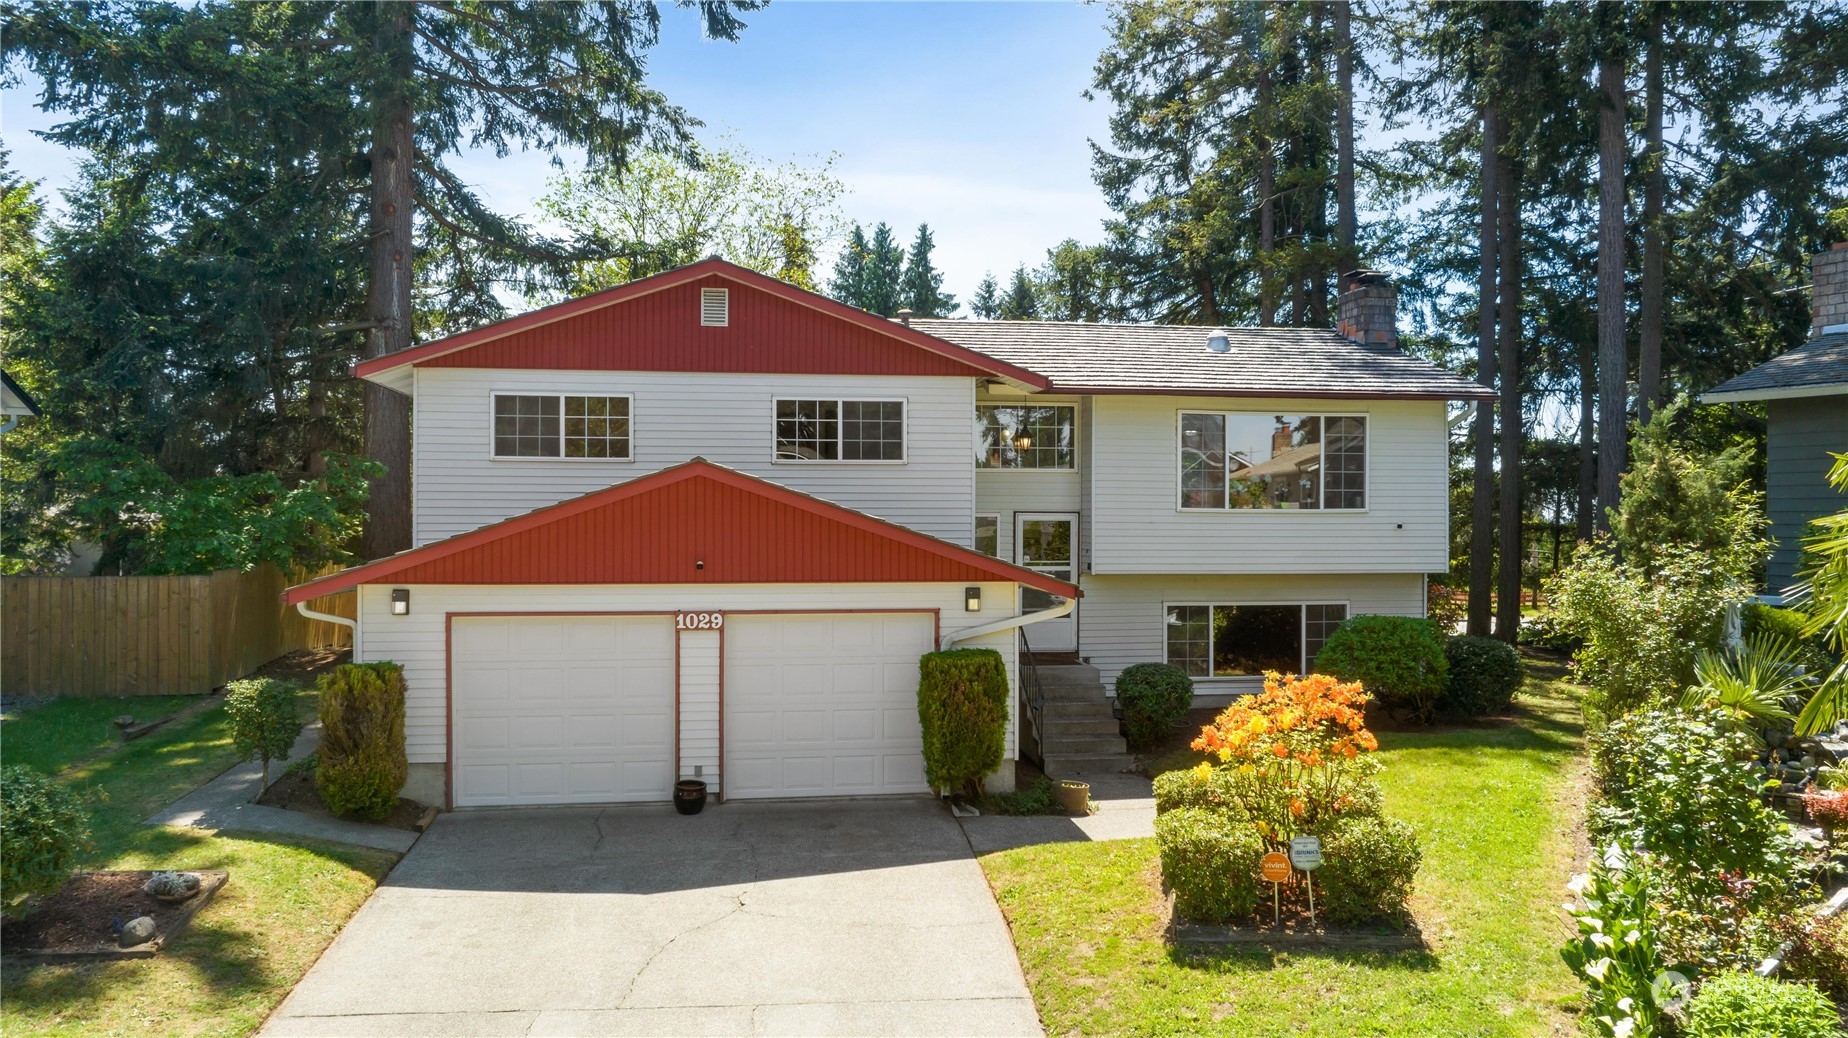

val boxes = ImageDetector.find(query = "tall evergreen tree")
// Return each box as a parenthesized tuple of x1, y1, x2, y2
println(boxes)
(1000, 265, 1040, 320)
(862, 222, 905, 317)
(830, 223, 872, 311)
(898, 224, 956, 317)
(970, 272, 1003, 319)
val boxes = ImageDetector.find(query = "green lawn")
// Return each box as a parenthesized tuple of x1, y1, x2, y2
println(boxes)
(981, 657, 1588, 1037)
(2, 689, 398, 1038)
(2, 695, 205, 775)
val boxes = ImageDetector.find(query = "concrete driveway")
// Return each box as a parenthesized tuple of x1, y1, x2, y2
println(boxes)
(262, 799, 1042, 1037)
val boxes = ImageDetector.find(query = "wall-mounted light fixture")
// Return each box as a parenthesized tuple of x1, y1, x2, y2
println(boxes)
(391, 588, 410, 615)
(965, 586, 982, 612)
(1012, 432, 1033, 452)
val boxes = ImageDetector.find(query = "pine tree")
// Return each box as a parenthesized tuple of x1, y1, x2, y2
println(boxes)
(830, 223, 872, 310)
(862, 222, 905, 317)
(1000, 265, 1040, 320)
(898, 224, 957, 317)
(971, 273, 1003, 319)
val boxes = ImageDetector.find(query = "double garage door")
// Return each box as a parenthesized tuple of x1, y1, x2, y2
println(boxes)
(450, 613, 933, 807)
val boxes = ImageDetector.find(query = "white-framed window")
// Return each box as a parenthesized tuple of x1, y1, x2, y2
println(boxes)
(976, 404, 1076, 469)
(491, 392, 633, 460)
(974, 514, 1000, 558)
(1164, 602, 1349, 678)
(1178, 412, 1367, 510)
(774, 398, 906, 462)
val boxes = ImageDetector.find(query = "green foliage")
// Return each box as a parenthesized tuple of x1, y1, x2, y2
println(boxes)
(1115, 663, 1195, 749)
(1559, 846, 1686, 1038)
(1610, 397, 1769, 582)
(986, 778, 1063, 816)
(829, 221, 909, 316)
(315, 662, 408, 822)
(224, 678, 304, 784)
(1442, 635, 1526, 718)
(1791, 453, 1848, 735)
(916, 649, 1009, 798)
(898, 224, 956, 317)
(1682, 633, 1806, 728)
(999, 264, 1040, 320)
(1517, 610, 1582, 653)
(1425, 578, 1467, 632)
(1, 765, 91, 916)
(1681, 972, 1844, 1038)
(1772, 910, 1848, 1003)
(1742, 603, 1837, 678)
(1310, 815, 1421, 926)
(969, 272, 1002, 319)
(1313, 615, 1449, 724)
(1153, 807, 1266, 923)
(1151, 765, 1249, 817)
(1548, 542, 1749, 718)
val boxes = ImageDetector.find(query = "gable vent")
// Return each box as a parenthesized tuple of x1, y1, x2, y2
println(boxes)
(700, 287, 729, 327)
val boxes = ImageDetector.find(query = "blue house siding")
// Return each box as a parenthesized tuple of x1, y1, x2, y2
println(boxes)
(1766, 394, 1848, 593)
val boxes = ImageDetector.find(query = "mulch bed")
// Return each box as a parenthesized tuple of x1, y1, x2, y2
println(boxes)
(1170, 909, 1427, 952)
(243, 645, 351, 686)
(255, 767, 428, 832)
(1, 871, 228, 960)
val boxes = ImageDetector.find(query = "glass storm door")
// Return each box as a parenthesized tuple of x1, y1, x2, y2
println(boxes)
(1016, 513, 1078, 653)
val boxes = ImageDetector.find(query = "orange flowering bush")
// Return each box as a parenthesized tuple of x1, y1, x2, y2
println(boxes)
(1189, 671, 1383, 843)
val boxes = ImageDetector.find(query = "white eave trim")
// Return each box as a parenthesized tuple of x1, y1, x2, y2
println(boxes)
(1702, 383, 1848, 404)
(362, 365, 416, 396)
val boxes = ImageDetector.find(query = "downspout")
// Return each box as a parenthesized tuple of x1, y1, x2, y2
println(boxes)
(939, 595, 1076, 651)
(296, 601, 357, 638)
(1449, 401, 1478, 430)
(0, 417, 19, 436)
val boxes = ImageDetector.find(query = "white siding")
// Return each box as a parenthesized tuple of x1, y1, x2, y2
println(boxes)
(974, 391, 1082, 564)
(678, 629, 721, 785)
(1076, 572, 1426, 695)
(355, 582, 1020, 767)
(411, 368, 978, 547)
(1088, 395, 1451, 573)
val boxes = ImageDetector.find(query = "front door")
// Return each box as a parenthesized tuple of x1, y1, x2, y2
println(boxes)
(1016, 512, 1078, 653)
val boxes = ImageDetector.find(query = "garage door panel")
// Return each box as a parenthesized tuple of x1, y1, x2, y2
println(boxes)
(453, 616, 674, 807)
(724, 613, 934, 799)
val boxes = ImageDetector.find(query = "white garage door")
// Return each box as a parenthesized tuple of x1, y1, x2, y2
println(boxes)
(451, 616, 674, 807)
(725, 613, 934, 799)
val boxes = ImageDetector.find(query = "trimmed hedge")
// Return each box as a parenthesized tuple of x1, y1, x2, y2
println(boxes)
(1441, 636, 1525, 719)
(917, 648, 1009, 798)
(1314, 615, 1448, 723)
(225, 677, 304, 784)
(1116, 663, 1194, 750)
(1154, 807, 1265, 923)
(1310, 814, 1421, 926)
(1152, 766, 1248, 817)
(316, 662, 408, 821)
(1681, 972, 1843, 1038)
(1, 765, 91, 916)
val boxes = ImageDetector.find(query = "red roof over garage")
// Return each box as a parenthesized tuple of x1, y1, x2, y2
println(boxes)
(283, 460, 1079, 603)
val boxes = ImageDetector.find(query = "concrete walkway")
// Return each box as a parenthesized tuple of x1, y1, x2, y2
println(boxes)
(261, 799, 1041, 1037)
(957, 771, 1156, 855)
(146, 723, 419, 854)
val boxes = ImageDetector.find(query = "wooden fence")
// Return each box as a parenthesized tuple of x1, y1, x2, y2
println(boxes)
(1, 564, 355, 697)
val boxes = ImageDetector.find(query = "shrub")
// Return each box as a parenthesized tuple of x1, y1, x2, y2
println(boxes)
(1517, 610, 1581, 653)
(1311, 815, 1420, 926)
(916, 648, 1008, 798)
(1442, 635, 1526, 718)
(1681, 972, 1843, 1038)
(1115, 663, 1194, 750)
(1154, 807, 1265, 923)
(1773, 911, 1848, 1003)
(1424, 578, 1466, 632)
(316, 662, 409, 821)
(1742, 603, 1836, 678)
(1190, 672, 1382, 841)
(1803, 788, 1848, 830)
(1152, 765, 1247, 817)
(1313, 615, 1448, 724)
(986, 777, 1060, 816)
(225, 677, 304, 784)
(1560, 846, 1680, 1038)
(1, 766, 91, 916)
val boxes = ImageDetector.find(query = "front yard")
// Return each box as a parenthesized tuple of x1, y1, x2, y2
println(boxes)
(981, 654, 1587, 1037)
(2, 675, 399, 1038)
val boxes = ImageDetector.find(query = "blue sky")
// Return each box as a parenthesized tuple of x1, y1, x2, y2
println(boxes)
(3, 1, 1116, 310)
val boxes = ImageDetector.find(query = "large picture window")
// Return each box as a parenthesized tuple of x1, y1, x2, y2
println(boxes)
(775, 399, 905, 461)
(492, 394, 631, 459)
(1164, 603, 1349, 678)
(977, 405, 1075, 469)
(1178, 412, 1366, 510)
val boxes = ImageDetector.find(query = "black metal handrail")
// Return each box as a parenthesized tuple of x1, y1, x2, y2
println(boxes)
(1017, 627, 1048, 770)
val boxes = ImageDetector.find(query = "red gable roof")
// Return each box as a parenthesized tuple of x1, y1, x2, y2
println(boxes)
(354, 258, 1048, 388)
(282, 460, 1079, 604)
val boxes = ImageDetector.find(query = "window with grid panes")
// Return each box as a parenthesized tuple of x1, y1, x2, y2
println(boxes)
(775, 399, 904, 461)
(1178, 412, 1367, 509)
(493, 394, 629, 459)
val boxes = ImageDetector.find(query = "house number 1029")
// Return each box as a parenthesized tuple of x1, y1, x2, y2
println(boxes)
(676, 611, 724, 630)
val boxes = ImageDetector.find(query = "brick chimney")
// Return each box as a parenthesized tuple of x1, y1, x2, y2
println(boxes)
(1813, 243, 1848, 336)
(1336, 270, 1397, 348)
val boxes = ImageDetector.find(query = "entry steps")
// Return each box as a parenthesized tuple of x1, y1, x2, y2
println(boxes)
(1033, 663, 1136, 776)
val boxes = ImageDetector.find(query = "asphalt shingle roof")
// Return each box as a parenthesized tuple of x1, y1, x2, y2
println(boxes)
(1704, 331, 1848, 400)
(911, 319, 1495, 400)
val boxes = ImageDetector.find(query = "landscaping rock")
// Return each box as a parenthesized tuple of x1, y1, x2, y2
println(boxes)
(114, 715, 136, 728)
(118, 916, 157, 947)
(142, 870, 202, 902)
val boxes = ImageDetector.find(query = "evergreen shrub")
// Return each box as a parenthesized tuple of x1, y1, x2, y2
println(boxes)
(1115, 663, 1194, 749)
(225, 676, 303, 784)
(1154, 807, 1265, 923)
(1314, 615, 1448, 723)
(916, 648, 1008, 798)
(1442, 635, 1526, 718)
(1, 766, 90, 916)
(315, 662, 408, 821)
(1310, 814, 1421, 925)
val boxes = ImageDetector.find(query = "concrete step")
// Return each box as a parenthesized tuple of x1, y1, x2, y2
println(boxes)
(1042, 734, 1129, 755)
(1040, 682, 1110, 702)
(1035, 663, 1102, 687)
(1041, 717, 1122, 737)
(1043, 751, 1137, 777)
(1042, 700, 1118, 721)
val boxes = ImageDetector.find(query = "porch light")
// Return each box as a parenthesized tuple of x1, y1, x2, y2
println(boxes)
(965, 586, 982, 612)
(1012, 432, 1033, 452)
(391, 588, 410, 615)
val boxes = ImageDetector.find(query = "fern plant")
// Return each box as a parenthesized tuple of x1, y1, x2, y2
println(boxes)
(1680, 633, 1805, 729)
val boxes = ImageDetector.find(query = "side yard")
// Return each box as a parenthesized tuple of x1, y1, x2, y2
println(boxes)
(2, 663, 400, 1038)
(981, 655, 1587, 1037)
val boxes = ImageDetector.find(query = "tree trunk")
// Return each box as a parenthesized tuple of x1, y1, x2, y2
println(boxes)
(1469, 105, 1499, 638)
(1637, 10, 1665, 426)
(1595, 50, 1628, 537)
(363, 1, 415, 560)
(1334, 0, 1356, 267)
(1496, 157, 1523, 643)
(1258, 60, 1277, 327)
(1577, 342, 1596, 542)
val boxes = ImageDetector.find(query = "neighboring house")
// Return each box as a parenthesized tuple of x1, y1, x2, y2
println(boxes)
(1, 369, 40, 433)
(1705, 243, 1848, 596)
(286, 259, 1489, 809)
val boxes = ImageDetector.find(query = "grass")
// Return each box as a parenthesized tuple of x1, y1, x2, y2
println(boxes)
(980, 654, 1589, 1037)
(2, 688, 399, 1038)
(1, 695, 206, 775)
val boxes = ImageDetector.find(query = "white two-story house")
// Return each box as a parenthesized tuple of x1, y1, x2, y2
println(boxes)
(286, 259, 1490, 810)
